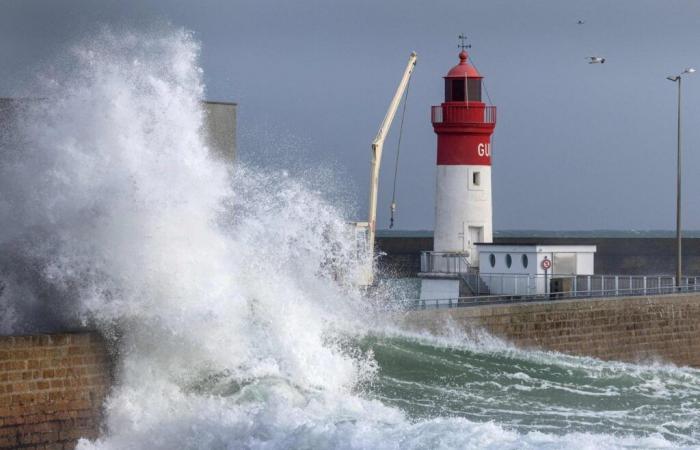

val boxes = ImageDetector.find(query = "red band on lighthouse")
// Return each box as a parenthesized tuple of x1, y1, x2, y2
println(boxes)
(436, 135, 492, 165)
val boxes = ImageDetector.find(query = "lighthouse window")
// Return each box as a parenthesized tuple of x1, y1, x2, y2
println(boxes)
(489, 254, 496, 268)
(450, 80, 465, 101)
(467, 79, 482, 101)
(473, 171, 481, 186)
(522, 254, 529, 268)
(506, 254, 513, 269)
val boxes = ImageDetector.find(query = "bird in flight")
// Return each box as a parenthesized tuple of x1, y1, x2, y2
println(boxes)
(577, 20, 585, 25)
(586, 56, 606, 64)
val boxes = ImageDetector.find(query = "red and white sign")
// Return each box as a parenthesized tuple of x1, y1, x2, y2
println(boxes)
(541, 259, 552, 270)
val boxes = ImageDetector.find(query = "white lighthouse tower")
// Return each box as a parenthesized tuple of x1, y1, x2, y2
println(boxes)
(419, 46, 497, 300)
(431, 48, 496, 266)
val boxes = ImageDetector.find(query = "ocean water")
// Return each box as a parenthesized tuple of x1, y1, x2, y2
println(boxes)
(0, 28, 699, 450)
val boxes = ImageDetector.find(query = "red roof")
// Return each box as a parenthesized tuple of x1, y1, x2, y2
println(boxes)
(445, 51, 482, 79)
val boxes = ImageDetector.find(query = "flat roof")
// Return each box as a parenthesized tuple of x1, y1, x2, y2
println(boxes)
(203, 100, 238, 106)
(476, 243, 597, 252)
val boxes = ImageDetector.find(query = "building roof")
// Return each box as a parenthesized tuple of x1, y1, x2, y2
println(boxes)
(476, 243, 597, 253)
(444, 51, 482, 79)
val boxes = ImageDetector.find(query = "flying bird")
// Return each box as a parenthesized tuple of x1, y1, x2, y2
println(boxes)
(586, 56, 606, 64)
(577, 20, 585, 25)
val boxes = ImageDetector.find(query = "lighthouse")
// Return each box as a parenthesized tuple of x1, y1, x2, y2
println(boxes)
(431, 48, 496, 266)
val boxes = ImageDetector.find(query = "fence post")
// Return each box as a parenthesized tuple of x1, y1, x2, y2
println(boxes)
(614, 276, 619, 296)
(587, 276, 591, 297)
(643, 276, 647, 296)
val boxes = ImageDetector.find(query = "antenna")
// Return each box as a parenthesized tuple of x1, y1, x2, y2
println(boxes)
(458, 34, 472, 51)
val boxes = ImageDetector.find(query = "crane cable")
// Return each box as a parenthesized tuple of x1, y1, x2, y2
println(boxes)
(465, 54, 496, 162)
(467, 55, 494, 105)
(389, 75, 412, 229)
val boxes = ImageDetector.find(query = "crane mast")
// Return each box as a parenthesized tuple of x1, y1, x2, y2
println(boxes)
(358, 51, 417, 286)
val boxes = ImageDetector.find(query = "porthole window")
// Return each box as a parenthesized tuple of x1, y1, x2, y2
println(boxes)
(489, 253, 496, 268)
(506, 254, 512, 268)
(522, 254, 529, 268)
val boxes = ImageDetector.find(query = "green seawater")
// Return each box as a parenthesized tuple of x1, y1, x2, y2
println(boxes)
(358, 334, 700, 446)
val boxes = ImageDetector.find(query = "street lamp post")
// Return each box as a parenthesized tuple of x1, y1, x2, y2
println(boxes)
(667, 68, 695, 290)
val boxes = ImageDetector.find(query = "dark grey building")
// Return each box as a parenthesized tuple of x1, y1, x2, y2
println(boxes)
(376, 230, 700, 278)
(202, 100, 236, 162)
(1, 98, 237, 161)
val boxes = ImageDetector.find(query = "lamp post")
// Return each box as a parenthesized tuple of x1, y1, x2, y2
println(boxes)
(666, 67, 695, 290)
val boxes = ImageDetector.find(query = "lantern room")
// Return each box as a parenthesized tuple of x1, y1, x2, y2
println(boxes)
(443, 50, 482, 103)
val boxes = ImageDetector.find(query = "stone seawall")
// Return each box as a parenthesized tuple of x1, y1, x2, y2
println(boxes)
(0, 332, 112, 449)
(402, 293, 700, 367)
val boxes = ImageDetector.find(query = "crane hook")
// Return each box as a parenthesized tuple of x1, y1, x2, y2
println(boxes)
(389, 202, 396, 229)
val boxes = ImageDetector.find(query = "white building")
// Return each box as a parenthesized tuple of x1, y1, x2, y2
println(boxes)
(475, 244, 596, 295)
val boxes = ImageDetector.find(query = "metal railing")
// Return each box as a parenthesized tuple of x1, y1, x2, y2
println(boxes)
(467, 274, 700, 297)
(431, 105, 496, 125)
(410, 275, 700, 310)
(420, 251, 472, 274)
(462, 270, 490, 296)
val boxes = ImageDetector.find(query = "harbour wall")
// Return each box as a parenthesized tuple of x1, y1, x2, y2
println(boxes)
(2, 294, 700, 448)
(377, 234, 700, 277)
(0, 332, 111, 450)
(401, 292, 700, 367)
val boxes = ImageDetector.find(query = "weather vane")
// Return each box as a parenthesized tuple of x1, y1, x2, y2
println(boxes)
(458, 34, 471, 51)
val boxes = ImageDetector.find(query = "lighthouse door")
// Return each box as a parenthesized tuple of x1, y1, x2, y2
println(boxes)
(468, 226, 483, 266)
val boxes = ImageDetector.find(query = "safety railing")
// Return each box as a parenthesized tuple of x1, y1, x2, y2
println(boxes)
(431, 105, 496, 125)
(420, 251, 472, 274)
(410, 275, 700, 310)
(468, 274, 698, 297)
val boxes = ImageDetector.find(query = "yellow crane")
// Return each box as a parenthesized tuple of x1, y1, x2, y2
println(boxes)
(353, 51, 417, 286)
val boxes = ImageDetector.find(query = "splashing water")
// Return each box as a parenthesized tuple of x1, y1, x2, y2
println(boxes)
(1, 29, 699, 450)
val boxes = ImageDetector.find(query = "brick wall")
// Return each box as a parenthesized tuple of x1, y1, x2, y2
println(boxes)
(402, 293, 700, 367)
(0, 332, 112, 449)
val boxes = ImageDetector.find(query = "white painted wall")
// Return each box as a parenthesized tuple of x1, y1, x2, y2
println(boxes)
(577, 253, 595, 275)
(419, 278, 460, 301)
(478, 245, 537, 275)
(434, 165, 492, 265)
(476, 244, 597, 295)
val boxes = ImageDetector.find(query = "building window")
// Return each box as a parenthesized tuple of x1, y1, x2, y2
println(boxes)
(489, 254, 496, 268)
(522, 254, 529, 268)
(553, 253, 576, 275)
(506, 254, 512, 268)
(473, 171, 481, 186)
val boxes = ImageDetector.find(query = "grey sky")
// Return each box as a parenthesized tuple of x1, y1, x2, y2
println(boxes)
(3, 0, 700, 231)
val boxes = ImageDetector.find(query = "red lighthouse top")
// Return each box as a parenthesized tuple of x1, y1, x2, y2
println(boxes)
(445, 51, 482, 79)
(431, 49, 496, 166)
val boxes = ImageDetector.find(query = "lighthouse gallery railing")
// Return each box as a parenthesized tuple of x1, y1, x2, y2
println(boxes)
(431, 105, 496, 124)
